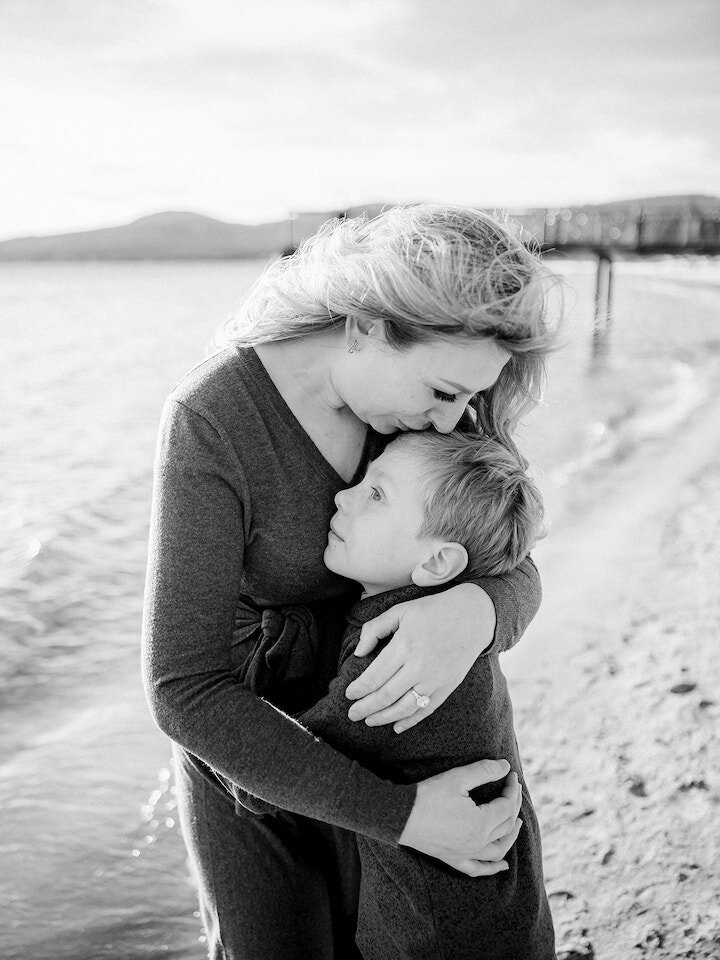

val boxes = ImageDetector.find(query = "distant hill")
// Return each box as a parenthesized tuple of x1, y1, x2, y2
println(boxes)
(0, 196, 717, 260)
(586, 194, 720, 216)
(0, 212, 293, 261)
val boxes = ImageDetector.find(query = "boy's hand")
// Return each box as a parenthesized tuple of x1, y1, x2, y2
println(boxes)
(345, 583, 495, 730)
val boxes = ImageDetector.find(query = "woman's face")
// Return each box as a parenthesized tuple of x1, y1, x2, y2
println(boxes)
(337, 323, 511, 434)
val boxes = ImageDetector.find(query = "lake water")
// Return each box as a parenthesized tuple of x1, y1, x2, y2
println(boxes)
(1, 257, 719, 959)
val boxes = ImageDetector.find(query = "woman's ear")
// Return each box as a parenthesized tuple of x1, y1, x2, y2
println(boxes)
(345, 314, 385, 346)
(411, 542, 468, 587)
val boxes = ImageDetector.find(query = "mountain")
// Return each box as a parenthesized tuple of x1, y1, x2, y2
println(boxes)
(0, 196, 717, 260)
(0, 212, 292, 261)
(587, 194, 720, 216)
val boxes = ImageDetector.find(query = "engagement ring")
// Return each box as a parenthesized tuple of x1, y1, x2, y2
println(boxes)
(410, 688, 431, 709)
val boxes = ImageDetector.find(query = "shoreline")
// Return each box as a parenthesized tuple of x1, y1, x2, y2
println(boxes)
(504, 390, 720, 958)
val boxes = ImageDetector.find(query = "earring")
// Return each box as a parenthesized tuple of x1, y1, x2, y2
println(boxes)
(347, 339, 359, 354)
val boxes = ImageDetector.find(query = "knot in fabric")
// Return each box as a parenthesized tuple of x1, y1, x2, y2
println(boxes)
(231, 599, 322, 709)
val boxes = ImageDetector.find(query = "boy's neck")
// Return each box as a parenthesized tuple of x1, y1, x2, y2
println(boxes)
(360, 578, 413, 599)
(350, 581, 453, 627)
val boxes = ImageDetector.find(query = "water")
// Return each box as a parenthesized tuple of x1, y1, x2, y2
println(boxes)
(1, 257, 719, 959)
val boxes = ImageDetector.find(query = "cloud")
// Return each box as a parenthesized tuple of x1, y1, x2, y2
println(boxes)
(0, 0, 170, 57)
(0, 0, 717, 236)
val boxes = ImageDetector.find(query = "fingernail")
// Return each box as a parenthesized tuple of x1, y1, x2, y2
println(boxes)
(500, 863, 509, 871)
(518, 820, 524, 829)
(364, 718, 375, 726)
(348, 710, 360, 721)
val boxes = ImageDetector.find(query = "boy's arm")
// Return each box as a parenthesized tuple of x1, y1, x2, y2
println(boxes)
(293, 637, 429, 782)
(297, 645, 389, 767)
(226, 643, 389, 816)
(230, 634, 510, 813)
(296, 642, 506, 797)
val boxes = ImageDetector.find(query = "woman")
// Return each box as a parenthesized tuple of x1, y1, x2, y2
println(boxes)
(142, 204, 558, 959)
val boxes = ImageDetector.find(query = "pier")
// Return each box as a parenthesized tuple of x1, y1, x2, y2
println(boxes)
(512, 206, 720, 358)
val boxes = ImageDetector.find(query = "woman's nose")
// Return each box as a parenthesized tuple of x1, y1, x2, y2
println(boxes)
(430, 403, 465, 434)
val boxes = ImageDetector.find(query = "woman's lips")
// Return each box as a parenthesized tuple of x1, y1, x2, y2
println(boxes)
(398, 419, 430, 431)
(329, 523, 344, 542)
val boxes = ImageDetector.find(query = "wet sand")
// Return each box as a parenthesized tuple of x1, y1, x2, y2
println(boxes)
(504, 392, 720, 958)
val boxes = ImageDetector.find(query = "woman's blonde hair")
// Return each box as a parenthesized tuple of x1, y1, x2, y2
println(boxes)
(392, 430, 545, 579)
(221, 203, 561, 440)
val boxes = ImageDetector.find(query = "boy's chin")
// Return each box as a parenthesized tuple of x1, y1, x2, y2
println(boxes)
(323, 548, 364, 586)
(323, 545, 346, 576)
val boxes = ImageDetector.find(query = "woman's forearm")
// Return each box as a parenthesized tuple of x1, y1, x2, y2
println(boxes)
(340, 563, 542, 732)
(143, 397, 415, 844)
(145, 658, 415, 842)
(466, 555, 542, 654)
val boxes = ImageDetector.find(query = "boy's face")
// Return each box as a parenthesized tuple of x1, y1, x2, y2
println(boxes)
(324, 442, 435, 595)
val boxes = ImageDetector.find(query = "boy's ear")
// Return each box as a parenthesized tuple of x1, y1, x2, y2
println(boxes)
(411, 542, 468, 587)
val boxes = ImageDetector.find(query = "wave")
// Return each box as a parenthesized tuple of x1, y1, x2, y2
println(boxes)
(0, 466, 154, 697)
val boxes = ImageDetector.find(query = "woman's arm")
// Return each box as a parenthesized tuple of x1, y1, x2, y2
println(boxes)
(143, 398, 414, 843)
(142, 398, 522, 861)
(344, 568, 541, 731)
(472, 558, 543, 655)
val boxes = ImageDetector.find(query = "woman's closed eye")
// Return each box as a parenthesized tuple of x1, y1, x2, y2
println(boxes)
(433, 388, 457, 403)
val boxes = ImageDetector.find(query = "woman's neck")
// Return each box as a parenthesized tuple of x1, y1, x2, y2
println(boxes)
(254, 329, 346, 412)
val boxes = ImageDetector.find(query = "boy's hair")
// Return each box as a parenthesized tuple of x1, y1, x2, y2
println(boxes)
(392, 431, 545, 579)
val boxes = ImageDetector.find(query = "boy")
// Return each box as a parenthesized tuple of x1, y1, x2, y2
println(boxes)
(234, 430, 555, 959)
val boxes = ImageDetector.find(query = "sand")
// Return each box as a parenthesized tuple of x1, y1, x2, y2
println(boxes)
(503, 391, 720, 959)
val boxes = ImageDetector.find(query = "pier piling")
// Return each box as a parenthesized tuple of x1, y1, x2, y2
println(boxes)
(592, 252, 613, 359)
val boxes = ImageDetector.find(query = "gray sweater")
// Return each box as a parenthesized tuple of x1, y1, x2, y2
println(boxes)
(141, 345, 542, 845)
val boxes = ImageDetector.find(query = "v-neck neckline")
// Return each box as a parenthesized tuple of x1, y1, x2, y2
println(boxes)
(240, 345, 373, 487)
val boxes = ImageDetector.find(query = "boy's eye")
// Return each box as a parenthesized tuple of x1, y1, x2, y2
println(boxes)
(369, 487, 382, 502)
(433, 388, 457, 403)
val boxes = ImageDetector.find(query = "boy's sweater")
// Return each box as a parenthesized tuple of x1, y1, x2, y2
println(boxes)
(232, 582, 556, 959)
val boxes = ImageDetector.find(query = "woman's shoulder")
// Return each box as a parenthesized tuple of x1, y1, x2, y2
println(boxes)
(168, 344, 256, 423)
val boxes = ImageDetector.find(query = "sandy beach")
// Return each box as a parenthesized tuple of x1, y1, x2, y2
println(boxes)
(504, 390, 720, 959)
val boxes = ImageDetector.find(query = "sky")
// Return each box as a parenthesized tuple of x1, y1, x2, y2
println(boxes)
(1, 0, 718, 239)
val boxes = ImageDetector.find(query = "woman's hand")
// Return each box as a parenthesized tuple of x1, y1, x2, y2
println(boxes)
(345, 583, 496, 732)
(399, 759, 523, 876)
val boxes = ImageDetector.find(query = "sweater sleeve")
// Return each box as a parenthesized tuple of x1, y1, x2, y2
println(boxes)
(464, 556, 542, 655)
(141, 398, 416, 844)
(226, 637, 400, 818)
(295, 645, 395, 766)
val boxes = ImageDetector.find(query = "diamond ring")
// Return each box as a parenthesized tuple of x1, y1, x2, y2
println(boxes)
(410, 688, 431, 709)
